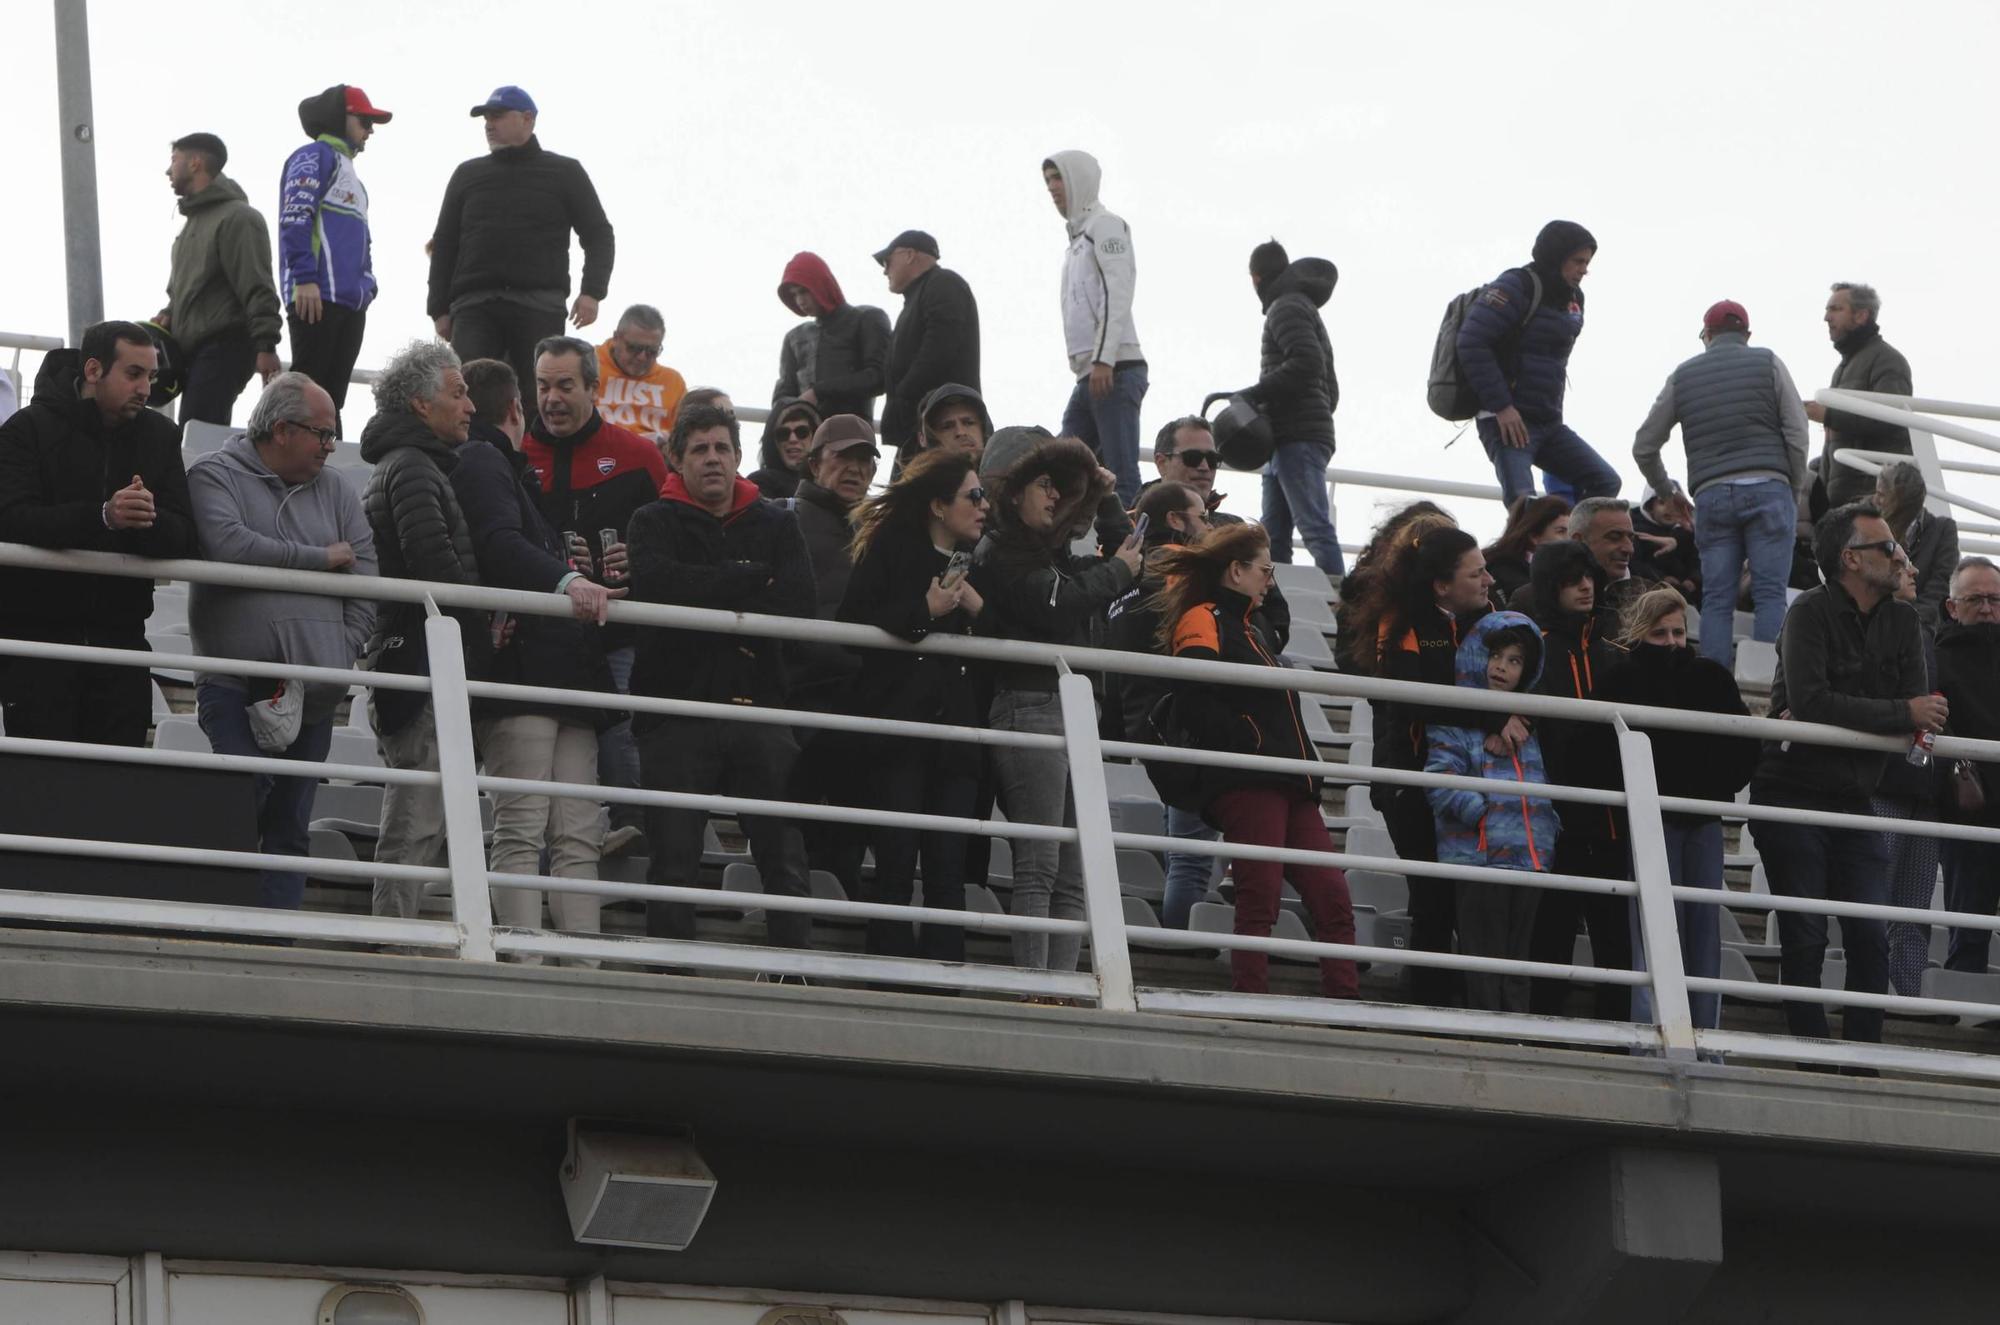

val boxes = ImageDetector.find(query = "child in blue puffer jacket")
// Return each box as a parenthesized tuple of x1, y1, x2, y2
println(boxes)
(1424, 610, 1562, 1012)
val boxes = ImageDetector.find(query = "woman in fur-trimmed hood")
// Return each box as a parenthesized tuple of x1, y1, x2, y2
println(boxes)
(973, 426, 1143, 973)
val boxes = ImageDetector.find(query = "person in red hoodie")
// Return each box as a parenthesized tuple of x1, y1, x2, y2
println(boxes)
(773, 251, 891, 423)
(626, 401, 817, 950)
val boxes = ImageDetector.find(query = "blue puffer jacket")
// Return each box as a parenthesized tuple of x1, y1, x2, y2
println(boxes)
(1424, 611, 1561, 871)
(1456, 267, 1584, 425)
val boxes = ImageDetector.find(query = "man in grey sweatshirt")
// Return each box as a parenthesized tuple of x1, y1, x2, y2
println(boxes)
(187, 371, 376, 908)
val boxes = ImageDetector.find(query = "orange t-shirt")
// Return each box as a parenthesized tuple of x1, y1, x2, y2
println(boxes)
(594, 341, 688, 439)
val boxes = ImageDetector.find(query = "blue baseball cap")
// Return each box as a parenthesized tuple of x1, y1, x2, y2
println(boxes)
(470, 86, 537, 117)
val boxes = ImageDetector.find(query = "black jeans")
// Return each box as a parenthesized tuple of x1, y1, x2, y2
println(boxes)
(863, 741, 977, 962)
(179, 331, 257, 427)
(1384, 790, 1461, 1007)
(450, 301, 566, 429)
(1750, 816, 1891, 1043)
(1529, 836, 1633, 1019)
(0, 642, 152, 748)
(288, 303, 368, 435)
(638, 716, 812, 949)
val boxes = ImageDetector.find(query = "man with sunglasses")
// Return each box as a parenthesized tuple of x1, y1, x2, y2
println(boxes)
(1749, 502, 1935, 1046)
(187, 371, 376, 907)
(1143, 415, 1226, 512)
(593, 304, 686, 442)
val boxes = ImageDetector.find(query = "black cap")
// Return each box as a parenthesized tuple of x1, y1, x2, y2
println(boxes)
(872, 229, 939, 267)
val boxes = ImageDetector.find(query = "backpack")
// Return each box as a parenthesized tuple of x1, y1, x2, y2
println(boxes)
(1140, 692, 1208, 814)
(1426, 267, 1542, 422)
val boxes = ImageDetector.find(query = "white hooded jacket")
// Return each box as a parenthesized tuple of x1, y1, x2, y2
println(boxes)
(1046, 150, 1142, 377)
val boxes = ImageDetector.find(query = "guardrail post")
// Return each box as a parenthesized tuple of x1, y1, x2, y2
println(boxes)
(1057, 670, 1137, 1012)
(425, 611, 496, 962)
(1616, 719, 1696, 1059)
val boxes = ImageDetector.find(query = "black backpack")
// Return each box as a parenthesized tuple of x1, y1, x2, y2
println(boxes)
(1426, 267, 1542, 421)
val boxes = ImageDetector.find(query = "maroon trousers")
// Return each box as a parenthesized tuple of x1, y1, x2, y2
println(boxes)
(1211, 786, 1359, 998)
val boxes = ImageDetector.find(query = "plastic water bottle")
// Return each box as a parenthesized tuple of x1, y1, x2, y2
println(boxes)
(1908, 692, 1942, 767)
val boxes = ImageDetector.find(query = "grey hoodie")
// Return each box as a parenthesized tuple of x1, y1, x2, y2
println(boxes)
(187, 433, 378, 720)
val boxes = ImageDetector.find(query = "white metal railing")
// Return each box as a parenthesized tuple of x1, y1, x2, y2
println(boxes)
(6, 514, 2000, 1071)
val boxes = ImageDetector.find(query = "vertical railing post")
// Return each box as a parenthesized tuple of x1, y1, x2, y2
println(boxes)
(1616, 718, 1696, 1059)
(1057, 668, 1137, 1012)
(424, 609, 495, 962)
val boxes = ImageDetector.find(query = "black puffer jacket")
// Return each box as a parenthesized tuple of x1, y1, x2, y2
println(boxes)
(358, 407, 484, 732)
(448, 426, 613, 726)
(425, 136, 614, 315)
(1248, 257, 1338, 449)
(973, 433, 1135, 692)
(627, 474, 813, 708)
(0, 350, 197, 641)
(1169, 587, 1321, 813)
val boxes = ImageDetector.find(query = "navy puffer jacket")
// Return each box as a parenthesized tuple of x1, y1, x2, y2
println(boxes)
(1457, 267, 1585, 425)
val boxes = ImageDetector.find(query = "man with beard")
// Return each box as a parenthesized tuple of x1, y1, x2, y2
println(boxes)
(158, 132, 283, 424)
(1806, 282, 1914, 508)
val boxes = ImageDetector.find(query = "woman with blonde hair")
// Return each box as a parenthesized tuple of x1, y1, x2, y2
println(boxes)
(1597, 585, 1758, 1028)
(1154, 523, 1358, 999)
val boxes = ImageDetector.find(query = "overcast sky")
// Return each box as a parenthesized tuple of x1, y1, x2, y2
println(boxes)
(4, 0, 1997, 546)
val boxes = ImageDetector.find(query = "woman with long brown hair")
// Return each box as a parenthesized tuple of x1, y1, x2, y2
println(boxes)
(1334, 501, 1454, 674)
(1154, 523, 1358, 999)
(836, 449, 991, 961)
(1483, 492, 1570, 611)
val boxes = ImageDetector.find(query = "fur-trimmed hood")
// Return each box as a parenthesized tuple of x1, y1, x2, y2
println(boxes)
(981, 428, 1115, 547)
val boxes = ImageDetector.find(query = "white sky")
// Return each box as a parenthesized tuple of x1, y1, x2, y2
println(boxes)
(4, 0, 1997, 547)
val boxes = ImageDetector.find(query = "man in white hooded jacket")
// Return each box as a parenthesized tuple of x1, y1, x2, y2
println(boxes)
(1044, 150, 1146, 506)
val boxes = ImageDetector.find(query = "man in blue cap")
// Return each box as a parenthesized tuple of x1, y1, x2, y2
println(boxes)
(427, 85, 616, 428)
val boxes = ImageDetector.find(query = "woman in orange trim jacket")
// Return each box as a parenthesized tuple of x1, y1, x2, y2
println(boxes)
(1158, 524, 1358, 999)
(1423, 611, 1561, 1013)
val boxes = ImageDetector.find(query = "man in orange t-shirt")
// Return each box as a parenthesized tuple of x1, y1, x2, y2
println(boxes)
(594, 303, 687, 440)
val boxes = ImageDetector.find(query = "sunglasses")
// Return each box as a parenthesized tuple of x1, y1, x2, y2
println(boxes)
(778, 424, 814, 441)
(1162, 448, 1218, 469)
(960, 486, 987, 504)
(1849, 538, 1906, 560)
(620, 340, 663, 359)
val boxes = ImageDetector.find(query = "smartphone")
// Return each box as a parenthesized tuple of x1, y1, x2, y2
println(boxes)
(939, 550, 971, 590)
(1130, 513, 1150, 544)
(489, 610, 511, 650)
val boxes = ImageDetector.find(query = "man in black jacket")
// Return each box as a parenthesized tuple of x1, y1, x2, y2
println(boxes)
(876, 230, 980, 456)
(628, 403, 817, 950)
(451, 358, 616, 955)
(428, 86, 614, 430)
(1935, 557, 2000, 970)
(0, 321, 196, 745)
(1244, 239, 1343, 577)
(1749, 502, 1937, 1044)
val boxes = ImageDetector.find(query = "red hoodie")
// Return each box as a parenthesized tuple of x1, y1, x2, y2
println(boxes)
(776, 252, 845, 312)
(660, 471, 763, 523)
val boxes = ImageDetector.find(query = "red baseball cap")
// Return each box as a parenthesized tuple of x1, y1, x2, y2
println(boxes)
(344, 86, 394, 124)
(1702, 299, 1749, 333)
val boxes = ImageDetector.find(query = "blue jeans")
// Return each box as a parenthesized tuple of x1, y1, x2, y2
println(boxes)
(1162, 803, 1220, 929)
(195, 683, 335, 910)
(1062, 361, 1149, 508)
(597, 644, 642, 832)
(1748, 815, 1891, 1043)
(1694, 479, 1794, 666)
(1476, 417, 1621, 508)
(1262, 439, 1344, 576)
(1630, 816, 1724, 1030)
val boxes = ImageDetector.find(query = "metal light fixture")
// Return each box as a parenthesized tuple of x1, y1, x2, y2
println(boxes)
(317, 1283, 424, 1325)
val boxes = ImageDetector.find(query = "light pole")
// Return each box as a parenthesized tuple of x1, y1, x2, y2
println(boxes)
(54, 0, 104, 345)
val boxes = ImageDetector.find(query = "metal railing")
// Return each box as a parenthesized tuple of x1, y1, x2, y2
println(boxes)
(3, 544, 2000, 1080)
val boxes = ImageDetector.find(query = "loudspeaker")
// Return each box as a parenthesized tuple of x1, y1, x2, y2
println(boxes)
(560, 1119, 717, 1251)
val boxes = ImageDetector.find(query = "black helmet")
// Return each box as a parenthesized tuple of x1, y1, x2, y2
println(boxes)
(1201, 391, 1273, 471)
(138, 320, 185, 407)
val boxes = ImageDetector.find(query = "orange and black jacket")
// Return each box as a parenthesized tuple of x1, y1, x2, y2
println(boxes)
(1531, 604, 1623, 841)
(1169, 588, 1319, 806)
(1368, 603, 1496, 814)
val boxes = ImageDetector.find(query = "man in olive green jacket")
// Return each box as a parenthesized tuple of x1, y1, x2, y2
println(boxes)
(159, 132, 284, 427)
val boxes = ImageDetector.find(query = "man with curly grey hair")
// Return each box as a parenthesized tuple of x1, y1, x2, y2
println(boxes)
(358, 339, 480, 918)
(1806, 281, 1914, 507)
